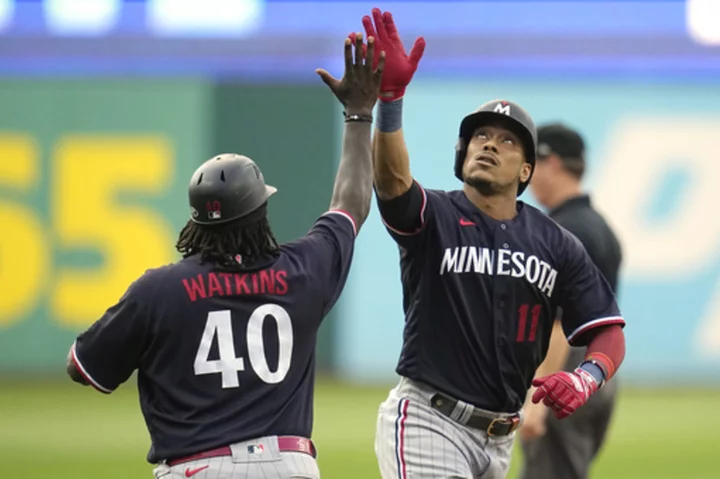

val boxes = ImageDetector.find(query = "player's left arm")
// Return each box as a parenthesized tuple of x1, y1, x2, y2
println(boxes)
(66, 272, 155, 393)
(531, 231, 626, 419)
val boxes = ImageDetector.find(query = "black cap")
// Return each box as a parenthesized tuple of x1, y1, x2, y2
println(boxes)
(537, 123, 585, 162)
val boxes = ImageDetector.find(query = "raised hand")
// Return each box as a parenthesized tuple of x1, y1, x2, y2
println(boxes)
(316, 33, 386, 117)
(353, 8, 425, 102)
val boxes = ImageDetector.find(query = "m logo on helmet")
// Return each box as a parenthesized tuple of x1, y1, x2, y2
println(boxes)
(494, 102, 511, 116)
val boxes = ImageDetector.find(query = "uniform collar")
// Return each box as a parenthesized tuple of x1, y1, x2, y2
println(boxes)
(456, 190, 527, 225)
(187, 251, 280, 272)
(548, 193, 591, 217)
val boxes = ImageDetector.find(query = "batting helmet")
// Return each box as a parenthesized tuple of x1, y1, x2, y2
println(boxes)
(454, 99, 538, 196)
(188, 153, 277, 225)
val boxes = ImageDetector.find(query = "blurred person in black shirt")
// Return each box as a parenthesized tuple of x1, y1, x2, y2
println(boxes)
(520, 123, 623, 479)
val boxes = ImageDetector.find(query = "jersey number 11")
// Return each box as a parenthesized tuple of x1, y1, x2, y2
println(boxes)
(517, 303, 541, 343)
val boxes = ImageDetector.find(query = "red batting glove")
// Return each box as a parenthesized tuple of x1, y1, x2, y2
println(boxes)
(353, 8, 425, 102)
(531, 368, 600, 419)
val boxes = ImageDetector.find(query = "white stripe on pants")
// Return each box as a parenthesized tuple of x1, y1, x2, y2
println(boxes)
(375, 377, 517, 479)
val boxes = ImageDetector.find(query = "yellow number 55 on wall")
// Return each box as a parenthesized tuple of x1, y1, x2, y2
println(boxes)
(0, 134, 175, 328)
(0, 133, 48, 327)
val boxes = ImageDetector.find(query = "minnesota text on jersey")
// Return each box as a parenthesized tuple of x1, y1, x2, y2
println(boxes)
(440, 246, 558, 298)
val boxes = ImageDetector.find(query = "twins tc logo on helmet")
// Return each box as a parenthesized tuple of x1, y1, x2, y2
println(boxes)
(493, 101, 511, 116)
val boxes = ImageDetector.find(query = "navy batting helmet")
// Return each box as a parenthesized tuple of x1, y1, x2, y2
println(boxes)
(188, 153, 277, 225)
(454, 99, 538, 196)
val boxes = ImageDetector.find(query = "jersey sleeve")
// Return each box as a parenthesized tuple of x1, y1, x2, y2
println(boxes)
(376, 180, 434, 248)
(302, 210, 357, 316)
(557, 229, 626, 346)
(71, 272, 156, 393)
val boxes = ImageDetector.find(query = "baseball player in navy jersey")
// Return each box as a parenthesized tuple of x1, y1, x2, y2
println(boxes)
(352, 8, 628, 479)
(65, 33, 386, 479)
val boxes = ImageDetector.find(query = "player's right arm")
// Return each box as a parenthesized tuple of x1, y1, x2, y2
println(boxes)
(66, 270, 157, 394)
(359, 9, 427, 232)
(373, 111, 412, 200)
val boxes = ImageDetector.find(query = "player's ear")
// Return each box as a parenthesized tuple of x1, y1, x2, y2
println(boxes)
(520, 162, 532, 183)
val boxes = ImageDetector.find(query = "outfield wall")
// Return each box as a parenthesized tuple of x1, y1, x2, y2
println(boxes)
(1, 78, 720, 386)
(0, 80, 339, 373)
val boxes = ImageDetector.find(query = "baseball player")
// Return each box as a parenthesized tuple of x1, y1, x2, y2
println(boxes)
(354, 8, 628, 479)
(519, 123, 623, 479)
(65, 33, 385, 478)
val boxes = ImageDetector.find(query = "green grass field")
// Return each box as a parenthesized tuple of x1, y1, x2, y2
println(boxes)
(1, 379, 718, 478)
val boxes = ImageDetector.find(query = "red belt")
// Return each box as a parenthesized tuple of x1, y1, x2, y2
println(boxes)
(167, 436, 316, 467)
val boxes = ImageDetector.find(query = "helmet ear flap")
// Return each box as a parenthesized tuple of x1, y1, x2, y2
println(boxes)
(454, 136, 467, 181)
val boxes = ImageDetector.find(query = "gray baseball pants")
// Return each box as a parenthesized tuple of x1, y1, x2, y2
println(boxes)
(375, 376, 519, 479)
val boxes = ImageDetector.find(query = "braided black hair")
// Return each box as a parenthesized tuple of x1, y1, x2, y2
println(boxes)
(175, 206, 279, 268)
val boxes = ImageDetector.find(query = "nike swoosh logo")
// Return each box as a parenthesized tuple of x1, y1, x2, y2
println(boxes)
(185, 465, 209, 477)
(459, 218, 475, 226)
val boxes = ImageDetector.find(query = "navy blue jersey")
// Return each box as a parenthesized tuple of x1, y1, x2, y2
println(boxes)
(71, 211, 356, 464)
(378, 182, 625, 413)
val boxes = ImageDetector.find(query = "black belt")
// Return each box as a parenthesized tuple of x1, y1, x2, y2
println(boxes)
(430, 393, 520, 437)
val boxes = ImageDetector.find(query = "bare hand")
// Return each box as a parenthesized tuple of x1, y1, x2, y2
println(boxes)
(316, 33, 386, 116)
(519, 402, 549, 441)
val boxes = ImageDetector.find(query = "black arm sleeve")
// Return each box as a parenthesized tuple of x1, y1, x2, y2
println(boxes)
(376, 181, 427, 235)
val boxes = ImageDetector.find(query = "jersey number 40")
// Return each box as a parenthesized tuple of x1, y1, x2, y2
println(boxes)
(193, 305, 293, 388)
